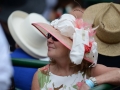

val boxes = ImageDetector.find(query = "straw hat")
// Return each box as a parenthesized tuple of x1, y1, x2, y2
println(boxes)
(8, 10, 50, 59)
(82, 3, 120, 56)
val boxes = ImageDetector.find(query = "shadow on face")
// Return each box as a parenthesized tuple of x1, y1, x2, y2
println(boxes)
(47, 40, 70, 59)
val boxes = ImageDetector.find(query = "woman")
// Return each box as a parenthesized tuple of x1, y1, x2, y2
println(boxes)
(31, 13, 120, 90)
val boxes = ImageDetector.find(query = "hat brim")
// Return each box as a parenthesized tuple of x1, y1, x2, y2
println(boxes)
(82, 3, 120, 56)
(94, 35, 120, 56)
(8, 10, 48, 58)
(32, 23, 73, 50)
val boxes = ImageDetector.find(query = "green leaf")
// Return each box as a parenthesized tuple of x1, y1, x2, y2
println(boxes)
(72, 85, 77, 89)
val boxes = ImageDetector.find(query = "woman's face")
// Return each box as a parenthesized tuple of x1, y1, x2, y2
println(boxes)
(47, 33, 70, 59)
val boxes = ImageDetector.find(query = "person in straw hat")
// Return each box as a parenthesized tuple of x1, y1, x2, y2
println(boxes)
(31, 10, 120, 90)
(82, 3, 120, 66)
(82, 2, 120, 57)
(82, 2, 120, 90)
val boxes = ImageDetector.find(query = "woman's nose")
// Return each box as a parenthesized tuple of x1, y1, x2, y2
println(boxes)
(47, 37, 54, 43)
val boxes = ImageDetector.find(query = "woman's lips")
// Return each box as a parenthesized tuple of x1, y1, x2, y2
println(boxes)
(48, 47, 54, 51)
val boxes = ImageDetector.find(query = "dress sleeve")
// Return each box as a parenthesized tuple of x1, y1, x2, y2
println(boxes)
(37, 65, 50, 89)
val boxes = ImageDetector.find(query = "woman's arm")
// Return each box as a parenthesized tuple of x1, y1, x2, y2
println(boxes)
(91, 64, 120, 85)
(31, 71, 40, 90)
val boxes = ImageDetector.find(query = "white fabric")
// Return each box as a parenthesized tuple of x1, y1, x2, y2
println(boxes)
(51, 14, 98, 65)
(0, 24, 13, 90)
(51, 14, 75, 39)
(41, 71, 84, 90)
(70, 28, 89, 65)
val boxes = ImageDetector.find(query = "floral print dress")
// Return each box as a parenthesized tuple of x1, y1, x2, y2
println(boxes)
(38, 65, 85, 90)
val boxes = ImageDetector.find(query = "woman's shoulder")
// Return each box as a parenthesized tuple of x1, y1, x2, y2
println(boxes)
(38, 64, 50, 71)
(38, 64, 50, 75)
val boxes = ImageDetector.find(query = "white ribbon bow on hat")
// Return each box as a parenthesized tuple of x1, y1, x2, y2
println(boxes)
(51, 14, 98, 66)
(70, 28, 89, 65)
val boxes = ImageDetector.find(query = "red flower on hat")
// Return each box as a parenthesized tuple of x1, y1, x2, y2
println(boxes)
(84, 42, 92, 53)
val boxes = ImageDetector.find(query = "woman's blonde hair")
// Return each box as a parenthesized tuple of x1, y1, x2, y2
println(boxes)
(50, 58, 92, 77)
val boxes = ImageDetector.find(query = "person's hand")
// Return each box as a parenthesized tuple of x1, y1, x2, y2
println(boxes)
(79, 82, 90, 90)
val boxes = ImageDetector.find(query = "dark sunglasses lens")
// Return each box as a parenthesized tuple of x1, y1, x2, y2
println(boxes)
(47, 33, 58, 41)
(47, 33, 51, 39)
(52, 37, 58, 41)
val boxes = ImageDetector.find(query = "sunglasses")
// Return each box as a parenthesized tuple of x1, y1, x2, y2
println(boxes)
(46, 33, 58, 41)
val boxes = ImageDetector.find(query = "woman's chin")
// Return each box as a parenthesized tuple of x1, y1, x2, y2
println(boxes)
(47, 52, 54, 58)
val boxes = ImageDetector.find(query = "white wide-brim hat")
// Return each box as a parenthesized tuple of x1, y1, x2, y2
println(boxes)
(8, 10, 50, 59)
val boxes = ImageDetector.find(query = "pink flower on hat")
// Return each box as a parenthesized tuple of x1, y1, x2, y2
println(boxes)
(75, 19, 91, 29)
